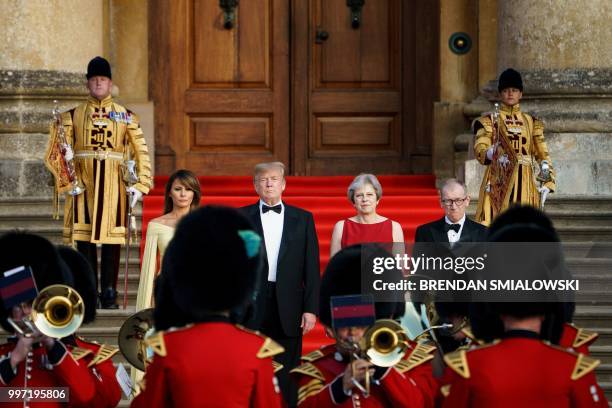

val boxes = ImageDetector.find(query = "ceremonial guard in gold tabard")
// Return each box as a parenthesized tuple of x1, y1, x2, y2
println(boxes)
(45, 56, 152, 308)
(473, 68, 556, 226)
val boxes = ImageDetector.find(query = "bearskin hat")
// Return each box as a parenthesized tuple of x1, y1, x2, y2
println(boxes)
(153, 272, 190, 331)
(155, 206, 262, 325)
(0, 232, 73, 332)
(86, 56, 112, 79)
(498, 68, 523, 92)
(57, 246, 97, 324)
(471, 206, 569, 343)
(319, 244, 405, 328)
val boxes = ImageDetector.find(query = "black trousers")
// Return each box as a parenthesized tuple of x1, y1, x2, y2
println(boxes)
(261, 282, 301, 408)
(76, 241, 120, 291)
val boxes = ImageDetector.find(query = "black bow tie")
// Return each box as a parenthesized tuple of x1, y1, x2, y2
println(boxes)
(445, 223, 461, 233)
(262, 204, 282, 214)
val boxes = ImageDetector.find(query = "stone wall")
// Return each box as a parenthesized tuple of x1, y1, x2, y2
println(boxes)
(0, 70, 88, 198)
(0, 0, 152, 200)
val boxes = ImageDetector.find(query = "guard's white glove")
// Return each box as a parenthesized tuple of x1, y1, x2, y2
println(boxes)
(126, 186, 142, 208)
(486, 146, 495, 161)
(538, 186, 550, 207)
(62, 144, 74, 161)
(498, 154, 510, 166)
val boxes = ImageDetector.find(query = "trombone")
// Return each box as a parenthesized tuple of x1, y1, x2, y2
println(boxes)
(8, 284, 84, 339)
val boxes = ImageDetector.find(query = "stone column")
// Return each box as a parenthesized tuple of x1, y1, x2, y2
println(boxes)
(109, 0, 155, 173)
(464, 0, 612, 197)
(433, 0, 479, 183)
(0, 0, 105, 198)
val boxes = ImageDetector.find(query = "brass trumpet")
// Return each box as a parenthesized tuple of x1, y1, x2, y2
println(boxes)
(118, 308, 155, 371)
(360, 319, 410, 368)
(348, 319, 410, 396)
(8, 285, 84, 338)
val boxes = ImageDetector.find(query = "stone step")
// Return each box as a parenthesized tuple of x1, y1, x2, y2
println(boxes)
(586, 328, 612, 345)
(549, 210, 612, 227)
(467, 195, 612, 214)
(599, 383, 612, 406)
(0, 223, 143, 249)
(94, 307, 139, 327)
(568, 258, 612, 276)
(574, 307, 612, 328)
(599, 326, 612, 338)
(597, 363, 612, 383)
(0, 226, 145, 247)
(575, 277, 612, 293)
(557, 226, 612, 241)
(94, 290, 138, 306)
(0, 216, 145, 234)
(543, 196, 612, 212)
(576, 294, 612, 305)
(562, 242, 612, 258)
(0, 197, 142, 216)
(590, 346, 612, 365)
(595, 378, 612, 405)
(0, 216, 64, 229)
(77, 326, 123, 349)
(112, 273, 142, 292)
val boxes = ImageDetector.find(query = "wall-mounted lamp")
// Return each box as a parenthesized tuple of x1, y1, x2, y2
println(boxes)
(448, 32, 472, 55)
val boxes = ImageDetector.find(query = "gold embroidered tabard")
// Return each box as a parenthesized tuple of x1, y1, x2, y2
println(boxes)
(473, 103, 556, 226)
(50, 95, 152, 244)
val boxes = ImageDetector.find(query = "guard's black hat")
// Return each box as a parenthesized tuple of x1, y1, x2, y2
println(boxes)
(498, 68, 523, 92)
(0, 232, 73, 332)
(154, 206, 262, 327)
(435, 301, 469, 320)
(471, 206, 569, 343)
(487, 205, 559, 242)
(57, 246, 97, 324)
(319, 244, 405, 328)
(86, 56, 112, 79)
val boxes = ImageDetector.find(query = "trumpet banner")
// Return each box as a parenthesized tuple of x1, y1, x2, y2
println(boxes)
(44, 121, 72, 219)
(44, 121, 72, 194)
(489, 131, 518, 215)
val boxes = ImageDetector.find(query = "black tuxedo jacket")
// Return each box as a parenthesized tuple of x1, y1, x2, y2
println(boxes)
(413, 216, 488, 302)
(414, 216, 488, 244)
(241, 202, 320, 337)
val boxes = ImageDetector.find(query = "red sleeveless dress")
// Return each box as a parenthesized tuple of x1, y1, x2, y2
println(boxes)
(340, 218, 393, 248)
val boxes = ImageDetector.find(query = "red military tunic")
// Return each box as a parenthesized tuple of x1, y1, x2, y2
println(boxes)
(70, 337, 122, 408)
(435, 327, 485, 405)
(130, 321, 283, 408)
(559, 323, 598, 355)
(442, 331, 608, 407)
(291, 342, 438, 407)
(0, 337, 121, 408)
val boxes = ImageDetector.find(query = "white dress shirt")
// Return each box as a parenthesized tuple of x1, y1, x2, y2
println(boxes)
(445, 214, 466, 246)
(260, 200, 284, 282)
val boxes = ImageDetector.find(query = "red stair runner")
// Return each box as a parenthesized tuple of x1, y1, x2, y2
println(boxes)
(140, 175, 444, 353)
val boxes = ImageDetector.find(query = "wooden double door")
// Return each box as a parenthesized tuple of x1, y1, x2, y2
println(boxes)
(151, 0, 438, 175)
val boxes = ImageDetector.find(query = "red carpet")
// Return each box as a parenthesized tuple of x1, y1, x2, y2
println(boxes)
(141, 175, 443, 352)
